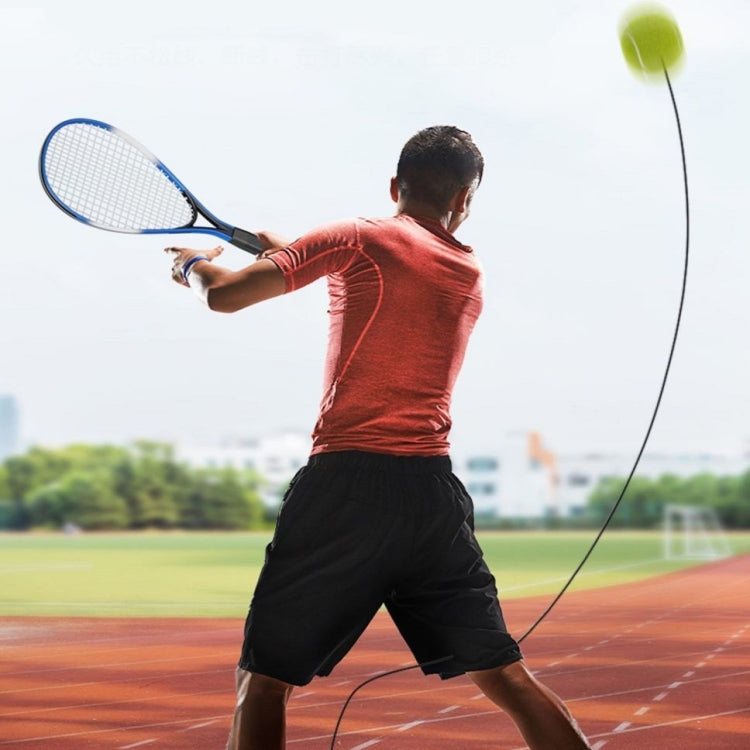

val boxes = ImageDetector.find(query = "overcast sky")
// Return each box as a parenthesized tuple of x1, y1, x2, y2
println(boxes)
(1, 0, 748, 460)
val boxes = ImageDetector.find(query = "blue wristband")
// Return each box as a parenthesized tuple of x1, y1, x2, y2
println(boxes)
(182, 255, 210, 285)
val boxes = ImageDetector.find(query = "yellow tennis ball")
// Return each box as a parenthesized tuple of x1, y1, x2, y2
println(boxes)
(619, 4, 685, 80)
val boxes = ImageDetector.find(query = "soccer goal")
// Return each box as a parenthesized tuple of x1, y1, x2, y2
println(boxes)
(663, 504, 732, 561)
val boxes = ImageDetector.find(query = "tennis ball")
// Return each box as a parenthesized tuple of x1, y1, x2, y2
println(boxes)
(619, 4, 685, 80)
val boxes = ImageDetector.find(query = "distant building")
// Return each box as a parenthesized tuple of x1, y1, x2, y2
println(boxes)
(0, 395, 20, 462)
(179, 428, 750, 520)
(455, 431, 558, 520)
(556, 450, 750, 517)
(177, 432, 311, 507)
(455, 432, 750, 521)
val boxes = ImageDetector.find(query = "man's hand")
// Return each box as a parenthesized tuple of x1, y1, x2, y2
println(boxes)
(165, 245, 224, 287)
(256, 231, 292, 259)
(163, 240, 286, 312)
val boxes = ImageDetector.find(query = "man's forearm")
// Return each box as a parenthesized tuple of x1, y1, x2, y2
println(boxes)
(166, 232, 289, 313)
(192, 259, 287, 313)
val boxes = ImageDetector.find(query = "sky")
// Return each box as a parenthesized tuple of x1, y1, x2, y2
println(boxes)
(0, 0, 748, 460)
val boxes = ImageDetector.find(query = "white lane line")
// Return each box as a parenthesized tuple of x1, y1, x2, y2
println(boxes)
(397, 720, 425, 732)
(438, 705, 460, 714)
(592, 705, 750, 736)
(653, 691, 669, 702)
(0, 713, 228, 745)
(591, 741, 608, 750)
(1, 685, 228, 717)
(350, 740, 382, 750)
(506, 707, 750, 750)
(177, 720, 220, 732)
(291, 701, 750, 747)
(634, 707, 649, 716)
(613, 721, 631, 733)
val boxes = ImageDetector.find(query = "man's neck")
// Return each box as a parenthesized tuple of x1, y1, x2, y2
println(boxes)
(396, 201, 451, 231)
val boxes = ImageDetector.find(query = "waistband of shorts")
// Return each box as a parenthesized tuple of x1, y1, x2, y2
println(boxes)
(307, 450, 452, 475)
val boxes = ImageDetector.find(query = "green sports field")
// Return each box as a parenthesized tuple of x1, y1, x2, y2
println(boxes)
(1, 530, 748, 617)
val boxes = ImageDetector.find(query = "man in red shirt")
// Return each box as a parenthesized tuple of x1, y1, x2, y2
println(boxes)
(166, 126, 591, 750)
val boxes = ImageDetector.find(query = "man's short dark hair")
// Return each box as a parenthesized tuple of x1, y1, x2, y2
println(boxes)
(396, 126, 484, 212)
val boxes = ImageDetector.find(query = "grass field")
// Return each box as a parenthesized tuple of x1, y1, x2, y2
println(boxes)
(1, 530, 748, 617)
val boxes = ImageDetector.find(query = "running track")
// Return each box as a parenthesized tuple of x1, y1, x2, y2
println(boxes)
(1, 555, 748, 749)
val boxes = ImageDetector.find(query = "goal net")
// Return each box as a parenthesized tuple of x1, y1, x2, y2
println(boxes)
(663, 504, 732, 561)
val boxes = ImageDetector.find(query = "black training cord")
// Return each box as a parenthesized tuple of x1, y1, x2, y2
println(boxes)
(329, 66, 689, 748)
(519, 67, 689, 642)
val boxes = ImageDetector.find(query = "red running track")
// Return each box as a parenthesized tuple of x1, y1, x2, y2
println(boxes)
(1, 555, 748, 749)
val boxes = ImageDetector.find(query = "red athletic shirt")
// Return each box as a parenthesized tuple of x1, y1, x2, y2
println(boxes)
(269, 214, 484, 456)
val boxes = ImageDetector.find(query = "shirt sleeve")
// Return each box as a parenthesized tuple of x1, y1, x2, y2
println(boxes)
(267, 220, 361, 293)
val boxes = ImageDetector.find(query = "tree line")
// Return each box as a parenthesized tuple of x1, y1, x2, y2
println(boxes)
(586, 471, 750, 529)
(1, 442, 748, 531)
(0, 442, 269, 531)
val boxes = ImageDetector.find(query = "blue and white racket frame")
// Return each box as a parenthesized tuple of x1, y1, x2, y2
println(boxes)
(39, 117, 264, 255)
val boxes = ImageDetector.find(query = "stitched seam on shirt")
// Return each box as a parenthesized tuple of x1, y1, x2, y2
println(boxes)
(280, 244, 358, 291)
(333, 245, 383, 384)
(337, 222, 362, 275)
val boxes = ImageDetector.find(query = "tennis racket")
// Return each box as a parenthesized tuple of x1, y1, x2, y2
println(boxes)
(39, 118, 263, 255)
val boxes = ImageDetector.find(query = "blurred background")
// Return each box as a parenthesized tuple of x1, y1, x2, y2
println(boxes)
(1, 1, 748, 541)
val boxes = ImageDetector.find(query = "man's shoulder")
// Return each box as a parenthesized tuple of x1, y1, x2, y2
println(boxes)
(293, 216, 403, 248)
(290, 218, 360, 251)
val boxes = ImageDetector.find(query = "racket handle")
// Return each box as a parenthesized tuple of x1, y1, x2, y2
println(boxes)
(230, 227, 264, 255)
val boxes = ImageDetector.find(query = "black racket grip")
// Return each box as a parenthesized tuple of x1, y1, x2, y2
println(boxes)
(230, 227, 264, 255)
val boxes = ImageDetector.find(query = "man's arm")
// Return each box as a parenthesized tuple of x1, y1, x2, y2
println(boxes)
(165, 232, 289, 313)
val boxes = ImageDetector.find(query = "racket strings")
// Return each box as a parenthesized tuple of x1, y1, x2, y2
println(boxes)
(43, 123, 195, 232)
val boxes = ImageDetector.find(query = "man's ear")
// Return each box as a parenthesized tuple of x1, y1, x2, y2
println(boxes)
(452, 185, 472, 214)
(390, 176, 400, 203)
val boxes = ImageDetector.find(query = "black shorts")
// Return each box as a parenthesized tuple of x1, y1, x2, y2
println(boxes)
(238, 451, 522, 686)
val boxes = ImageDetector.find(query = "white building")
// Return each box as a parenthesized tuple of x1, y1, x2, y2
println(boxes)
(178, 429, 750, 519)
(454, 431, 558, 520)
(455, 432, 750, 521)
(0, 395, 19, 463)
(556, 450, 750, 517)
(177, 432, 311, 506)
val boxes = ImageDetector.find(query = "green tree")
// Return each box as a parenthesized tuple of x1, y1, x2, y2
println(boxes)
(716, 471, 749, 527)
(116, 443, 184, 528)
(30, 471, 129, 530)
(2, 447, 70, 527)
(650, 473, 682, 507)
(1, 444, 133, 528)
(0, 465, 12, 529)
(586, 476, 662, 529)
(587, 470, 750, 529)
(3, 441, 266, 531)
(188, 468, 263, 529)
(0, 464, 10, 498)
